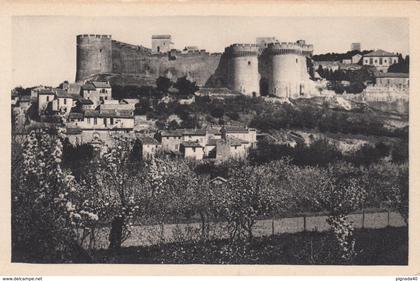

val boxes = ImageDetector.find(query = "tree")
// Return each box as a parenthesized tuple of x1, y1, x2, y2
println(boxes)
(91, 136, 145, 251)
(296, 162, 367, 263)
(12, 129, 94, 262)
(156, 76, 172, 94)
(174, 76, 199, 97)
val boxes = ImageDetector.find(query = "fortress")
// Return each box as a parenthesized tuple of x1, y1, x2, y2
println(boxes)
(75, 34, 316, 98)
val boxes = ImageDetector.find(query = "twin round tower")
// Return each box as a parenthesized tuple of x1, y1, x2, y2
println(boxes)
(224, 39, 314, 98)
(76, 34, 315, 99)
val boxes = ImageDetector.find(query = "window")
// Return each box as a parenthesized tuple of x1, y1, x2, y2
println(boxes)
(248, 61, 251, 65)
(370, 58, 373, 64)
(94, 117, 97, 125)
(64, 99, 67, 105)
(87, 118, 91, 124)
(379, 58, 383, 65)
(296, 58, 298, 63)
(193, 147, 196, 152)
(46, 96, 49, 102)
(100, 49, 102, 53)
(110, 117, 114, 125)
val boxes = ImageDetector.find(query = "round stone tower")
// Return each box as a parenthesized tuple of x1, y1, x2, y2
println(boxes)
(225, 44, 259, 97)
(75, 34, 112, 82)
(267, 41, 313, 98)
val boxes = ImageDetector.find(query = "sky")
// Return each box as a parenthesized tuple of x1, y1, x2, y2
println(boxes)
(12, 16, 409, 88)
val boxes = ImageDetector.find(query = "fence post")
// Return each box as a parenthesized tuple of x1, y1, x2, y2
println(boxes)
(362, 209, 365, 229)
(387, 209, 390, 227)
(303, 215, 307, 232)
(272, 219, 275, 236)
(160, 223, 165, 243)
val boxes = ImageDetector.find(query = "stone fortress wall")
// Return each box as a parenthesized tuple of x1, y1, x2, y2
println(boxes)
(75, 34, 316, 98)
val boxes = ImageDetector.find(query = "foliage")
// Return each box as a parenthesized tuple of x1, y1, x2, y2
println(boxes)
(156, 76, 172, 94)
(173, 76, 199, 97)
(388, 55, 409, 73)
(12, 129, 94, 262)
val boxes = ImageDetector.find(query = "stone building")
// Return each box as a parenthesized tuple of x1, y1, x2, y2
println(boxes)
(138, 136, 161, 160)
(362, 50, 399, 72)
(374, 72, 409, 91)
(81, 81, 112, 106)
(152, 35, 173, 54)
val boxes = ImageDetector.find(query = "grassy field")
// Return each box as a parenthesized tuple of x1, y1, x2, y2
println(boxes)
(92, 226, 408, 265)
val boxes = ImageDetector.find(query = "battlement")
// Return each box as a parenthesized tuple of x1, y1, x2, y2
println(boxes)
(225, 44, 258, 57)
(152, 35, 171, 39)
(267, 41, 313, 56)
(77, 34, 112, 39)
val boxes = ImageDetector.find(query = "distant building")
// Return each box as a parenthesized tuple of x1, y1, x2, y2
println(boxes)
(180, 141, 205, 160)
(152, 35, 173, 54)
(138, 136, 161, 160)
(351, 43, 361, 52)
(352, 53, 363, 64)
(74, 109, 134, 131)
(374, 72, 409, 91)
(81, 81, 112, 106)
(37, 89, 56, 114)
(362, 50, 399, 72)
(156, 126, 257, 161)
(342, 59, 352, 64)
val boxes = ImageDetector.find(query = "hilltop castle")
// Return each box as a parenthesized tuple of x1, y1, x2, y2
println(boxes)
(75, 34, 316, 98)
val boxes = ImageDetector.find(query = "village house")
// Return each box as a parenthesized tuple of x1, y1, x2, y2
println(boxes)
(81, 81, 112, 106)
(374, 72, 409, 91)
(362, 50, 399, 72)
(37, 89, 56, 113)
(180, 141, 205, 160)
(156, 126, 257, 161)
(51, 89, 77, 115)
(138, 136, 162, 160)
(74, 109, 134, 131)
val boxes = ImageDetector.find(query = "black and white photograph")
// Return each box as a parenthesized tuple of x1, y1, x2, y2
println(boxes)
(10, 13, 410, 267)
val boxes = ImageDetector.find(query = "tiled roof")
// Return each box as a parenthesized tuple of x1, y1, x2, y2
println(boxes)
(37, 89, 55, 95)
(84, 109, 133, 118)
(364, 49, 397, 57)
(69, 112, 84, 119)
(375, 72, 409, 78)
(92, 81, 111, 88)
(139, 136, 160, 145)
(76, 98, 94, 105)
(81, 83, 96, 91)
(183, 129, 207, 136)
(160, 130, 184, 137)
(225, 126, 250, 133)
(181, 141, 203, 148)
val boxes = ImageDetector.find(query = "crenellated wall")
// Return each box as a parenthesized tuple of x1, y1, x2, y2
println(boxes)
(111, 40, 222, 86)
(75, 35, 315, 98)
